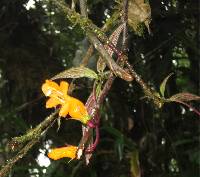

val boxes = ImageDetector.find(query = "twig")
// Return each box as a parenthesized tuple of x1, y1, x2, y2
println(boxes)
(80, 45, 94, 67)
(121, 0, 128, 52)
(124, 59, 163, 108)
(79, 0, 88, 18)
(9, 110, 59, 150)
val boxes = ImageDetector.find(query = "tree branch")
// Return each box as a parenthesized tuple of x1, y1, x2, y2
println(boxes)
(8, 110, 59, 150)
(0, 110, 59, 177)
(52, 0, 133, 82)
(52, 0, 163, 107)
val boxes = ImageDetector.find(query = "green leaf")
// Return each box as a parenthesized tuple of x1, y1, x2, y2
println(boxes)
(51, 67, 98, 80)
(159, 73, 174, 97)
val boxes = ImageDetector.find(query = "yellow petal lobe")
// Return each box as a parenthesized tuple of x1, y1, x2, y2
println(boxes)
(68, 97, 89, 123)
(46, 97, 61, 108)
(59, 103, 70, 117)
(48, 146, 77, 160)
(60, 81, 69, 95)
(42, 80, 60, 96)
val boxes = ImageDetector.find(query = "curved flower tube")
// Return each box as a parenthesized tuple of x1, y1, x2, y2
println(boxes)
(41, 80, 90, 124)
(48, 145, 78, 160)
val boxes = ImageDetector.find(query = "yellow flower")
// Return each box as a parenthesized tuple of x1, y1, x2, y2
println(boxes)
(48, 146, 78, 160)
(41, 80, 90, 124)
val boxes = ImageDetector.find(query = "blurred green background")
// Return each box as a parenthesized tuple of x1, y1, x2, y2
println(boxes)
(0, 0, 199, 177)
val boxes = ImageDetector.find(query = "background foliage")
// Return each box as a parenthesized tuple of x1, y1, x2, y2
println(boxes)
(0, 0, 199, 177)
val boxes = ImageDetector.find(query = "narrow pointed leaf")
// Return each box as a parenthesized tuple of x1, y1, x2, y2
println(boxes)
(169, 92, 200, 102)
(51, 67, 98, 80)
(167, 92, 200, 116)
(115, 138, 124, 161)
(159, 73, 173, 97)
(97, 23, 125, 73)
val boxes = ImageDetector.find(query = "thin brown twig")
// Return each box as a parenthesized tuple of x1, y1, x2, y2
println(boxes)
(121, 0, 128, 52)
(80, 45, 94, 67)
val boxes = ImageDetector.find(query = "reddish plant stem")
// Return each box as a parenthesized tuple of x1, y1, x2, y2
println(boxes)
(174, 100, 200, 116)
(85, 126, 100, 153)
(78, 0, 130, 155)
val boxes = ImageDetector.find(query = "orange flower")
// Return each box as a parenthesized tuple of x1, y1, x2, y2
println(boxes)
(41, 80, 90, 124)
(48, 146, 78, 160)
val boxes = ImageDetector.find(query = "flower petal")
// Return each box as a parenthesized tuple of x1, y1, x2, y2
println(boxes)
(46, 97, 61, 108)
(59, 103, 70, 117)
(48, 146, 77, 160)
(68, 97, 89, 123)
(42, 80, 60, 96)
(60, 81, 69, 95)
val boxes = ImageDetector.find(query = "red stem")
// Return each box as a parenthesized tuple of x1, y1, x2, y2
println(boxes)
(175, 100, 200, 116)
(85, 126, 100, 153)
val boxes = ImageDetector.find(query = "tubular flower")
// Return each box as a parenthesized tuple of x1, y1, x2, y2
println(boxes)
(41, 80, 90, 124)
(48, 146, 78, 160)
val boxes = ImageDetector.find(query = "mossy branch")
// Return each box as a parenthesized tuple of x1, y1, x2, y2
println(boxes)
(8, 110, 59, 150)
(52, 0, 164, 108)
(0, 110, 59, 177)
(52, 0, 133, 82)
